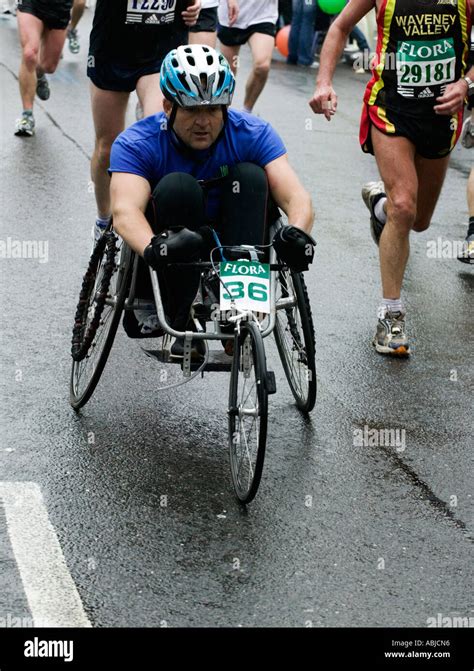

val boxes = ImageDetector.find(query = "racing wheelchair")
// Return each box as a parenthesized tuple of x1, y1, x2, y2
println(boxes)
(70, 221, 317, 503)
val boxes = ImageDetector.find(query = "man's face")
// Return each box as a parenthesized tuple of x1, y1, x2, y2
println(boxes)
(164, 99, 224, 150)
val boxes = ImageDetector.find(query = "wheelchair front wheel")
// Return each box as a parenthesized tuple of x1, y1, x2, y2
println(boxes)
(228, 321, 268, 504)
(69, 233, 132, 410)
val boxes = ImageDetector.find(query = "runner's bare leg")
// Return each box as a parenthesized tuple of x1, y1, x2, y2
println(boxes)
(136, 73, 164, 118)
(17, 11, 43, 110)
(90, 84, 130, 219)
(244, 32, 274, 111)
(70, 0, 86, 31)
(218, 43, 240, 75)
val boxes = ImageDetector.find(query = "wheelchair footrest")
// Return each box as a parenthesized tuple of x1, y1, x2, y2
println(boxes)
(141, 347, 233, 373)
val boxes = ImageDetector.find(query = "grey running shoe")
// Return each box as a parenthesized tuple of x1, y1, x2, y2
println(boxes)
(36, 73, 50, 100)
(362, 180, 386, 245)
(457, 234, 474, 265)
(461, 117, 474, 149)
(14, 113, 35, 137)
(373, 310, 410, 356)
(67, 27, 80, 54)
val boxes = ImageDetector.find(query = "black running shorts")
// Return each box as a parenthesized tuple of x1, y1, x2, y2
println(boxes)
(360, 103, 463, 159)
(217, 22, 276, 47)
(17, 0, 73, 30)
(87, 57, 164, 93)
(189, 7, 218, 33)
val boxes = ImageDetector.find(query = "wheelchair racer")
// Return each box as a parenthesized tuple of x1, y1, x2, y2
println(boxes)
(109, 44, 315, 354)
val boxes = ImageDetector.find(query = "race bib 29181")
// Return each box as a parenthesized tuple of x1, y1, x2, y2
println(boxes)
(126, 0, 177, 25)
(396, 38, 456, 99)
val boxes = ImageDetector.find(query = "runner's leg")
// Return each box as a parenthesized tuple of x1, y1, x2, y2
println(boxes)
(136, 73, 163, 118)
(371, 127, 418, 301)
(70, 0, 86, 30)
(244, 32, 274, 111)
(412, 154, 450, 233)
(467, 167, 474, 219)
(90, 83, 130, 219)
(218, 43, 240, 76)
(37, 25, 69, 74)
(17, 11, 43, 110)
(189, 31, 217, 47)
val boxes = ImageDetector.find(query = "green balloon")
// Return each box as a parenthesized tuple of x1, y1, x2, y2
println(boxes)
(318, 0, 346, 14)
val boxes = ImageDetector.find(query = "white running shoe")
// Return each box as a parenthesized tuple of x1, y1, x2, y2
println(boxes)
(14, 113, 35, 137)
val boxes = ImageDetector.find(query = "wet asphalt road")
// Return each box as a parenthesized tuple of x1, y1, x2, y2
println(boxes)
(0, 10, 473, 628)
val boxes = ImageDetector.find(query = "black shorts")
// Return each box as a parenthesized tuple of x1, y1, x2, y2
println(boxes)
(87, 58, 164, 93)
(217, 22, 276, 47)
(17, 0, 72, 30)
(189, 7, 218, 33)
(360, 103, 463, 159)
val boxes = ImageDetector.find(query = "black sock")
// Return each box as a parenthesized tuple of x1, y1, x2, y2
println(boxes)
(468, 217, 474, 238)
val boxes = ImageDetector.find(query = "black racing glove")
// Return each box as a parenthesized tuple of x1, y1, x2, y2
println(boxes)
(144, 227, 205, 270)
(272, 225, 316, 272)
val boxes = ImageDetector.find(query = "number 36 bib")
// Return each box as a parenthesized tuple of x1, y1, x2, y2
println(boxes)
(396, 38, 456, 100)
(126, 0, 177, 25)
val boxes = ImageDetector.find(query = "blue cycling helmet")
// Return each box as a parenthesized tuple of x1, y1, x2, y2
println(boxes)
(160, 44, 235, 108)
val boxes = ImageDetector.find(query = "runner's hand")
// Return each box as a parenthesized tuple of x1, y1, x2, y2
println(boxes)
(433, 79, 468, 115)
(182, 0, 201, 27)
(309, 84, 338, 121)
(227, 0, 239, 26)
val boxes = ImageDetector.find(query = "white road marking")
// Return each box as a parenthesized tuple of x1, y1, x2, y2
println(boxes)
(0, 482, 91, 627)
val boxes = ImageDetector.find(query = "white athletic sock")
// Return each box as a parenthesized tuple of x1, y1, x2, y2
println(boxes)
(374, 197, 387, 224)
(378, 298, 404, 319)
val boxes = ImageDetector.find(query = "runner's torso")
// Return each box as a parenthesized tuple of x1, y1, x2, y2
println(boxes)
(365, 0, 472, 115)
(89, 0, 189, 65)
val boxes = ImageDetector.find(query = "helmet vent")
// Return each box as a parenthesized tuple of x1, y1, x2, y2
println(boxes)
(206, 55, 214, 65)
(177, 71, 189, 89)
(187, 56, 196, 66)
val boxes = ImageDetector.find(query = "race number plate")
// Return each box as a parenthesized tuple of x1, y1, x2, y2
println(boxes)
(126, 0, 177, 25)
(219, 261, 271, 315)
(396, 38, 456, 99)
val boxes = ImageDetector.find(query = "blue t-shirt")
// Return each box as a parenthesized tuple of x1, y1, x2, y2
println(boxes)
(109, 109, 286, 220)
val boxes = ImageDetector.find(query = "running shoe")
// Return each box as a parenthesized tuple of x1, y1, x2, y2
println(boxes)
(373, 310, 410, 357)
(134, 310, 163, 336)
(362, 180, 386, 245)
(461, 117, 474, 149)
(14, 113, 35, 137)
(36, 73, 50, 101)
(67, 27, 80, 54)
(457, 234, 474, 265)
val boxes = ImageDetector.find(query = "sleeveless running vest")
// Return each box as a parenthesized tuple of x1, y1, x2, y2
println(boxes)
(364, 0, 472, 115)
